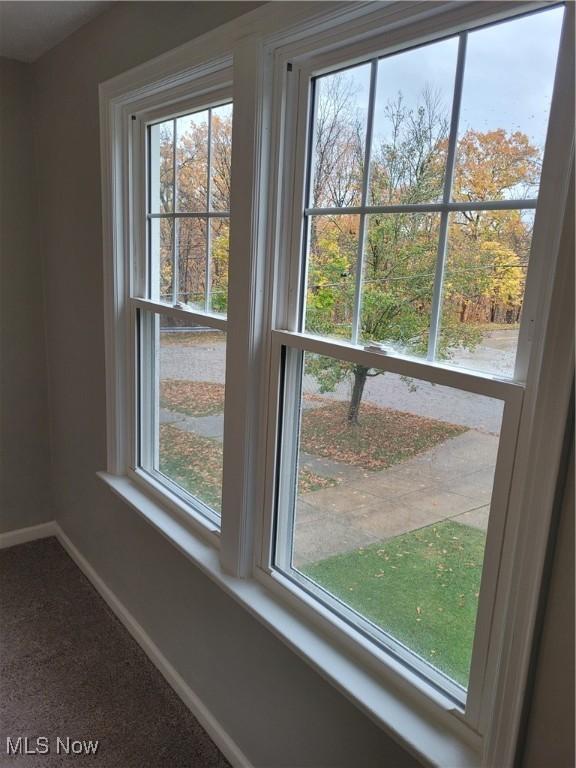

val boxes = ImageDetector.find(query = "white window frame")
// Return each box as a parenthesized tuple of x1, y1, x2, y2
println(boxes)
(135, 88, 233, 528)
(99, 3, 574, 766)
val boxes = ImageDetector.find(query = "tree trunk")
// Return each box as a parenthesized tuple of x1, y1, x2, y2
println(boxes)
(348, 365, 368, 425)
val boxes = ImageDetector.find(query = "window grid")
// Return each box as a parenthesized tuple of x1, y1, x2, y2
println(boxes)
(275, 6, 564, 703)
(147, 106, 231, 314)
(302, 30, 539, 370)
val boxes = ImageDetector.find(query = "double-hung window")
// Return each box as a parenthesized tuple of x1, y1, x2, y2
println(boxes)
(101, 2, 573, 764)
(130, 83, 233, 527)
(271, 5, 564, 703)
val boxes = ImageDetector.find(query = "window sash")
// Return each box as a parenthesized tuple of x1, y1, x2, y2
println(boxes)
(266, 5, 564, 723)
(147, 103, 232, 311)
(130, 91, 233, 525)
(287, 13, 558, 385)
(266, 327, 523, 703)
(135, 304, 226, 525)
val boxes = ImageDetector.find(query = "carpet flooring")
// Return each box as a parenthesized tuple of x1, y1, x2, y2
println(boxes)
(0, 537, 231, 767)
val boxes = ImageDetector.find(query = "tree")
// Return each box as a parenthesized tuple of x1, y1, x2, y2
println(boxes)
(305, 85, 539, 424)
(157, 110, 233, 309)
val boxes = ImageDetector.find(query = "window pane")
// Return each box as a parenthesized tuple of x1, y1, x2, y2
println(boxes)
(149, 120, 174, 214)
(178, 217, 207, 309)
(438, 209, 533, 377)
(210, 217, 229, 314)
(359, 212, 440, 355)
(156, 316, 226, 515)
(150, 217, 174, 302)
(176, 111, 208, 213)
(370, 37, 458, 205)
(304, 214, 360, 342)
(211, 104, 233, 212)
(277, 349, 504, 688)
(453, 8, 563, 202)
(309, 63, 371, 209)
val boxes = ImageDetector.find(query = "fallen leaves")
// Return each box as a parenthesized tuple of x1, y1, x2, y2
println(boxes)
(300, 401, 465, 471)
(160, 379, 225, 417)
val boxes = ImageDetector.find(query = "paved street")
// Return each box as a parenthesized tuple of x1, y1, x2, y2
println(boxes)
(160, 328, 516, 433)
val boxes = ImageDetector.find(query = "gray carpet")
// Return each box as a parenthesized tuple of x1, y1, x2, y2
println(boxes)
(0, 537, 232, 767)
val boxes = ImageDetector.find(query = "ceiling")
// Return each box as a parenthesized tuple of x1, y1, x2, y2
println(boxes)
(0, 1, 114, 63)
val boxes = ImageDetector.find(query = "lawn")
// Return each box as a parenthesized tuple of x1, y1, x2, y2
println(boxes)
(160, 380, 225, 417)
(160, 331, 225, 347)
(159, 424, 334, 508)
(159, 424, 224, 511)
(300, 401, 465, 471)
(302, 520, 486, 687)
(161, 382, 466, 473)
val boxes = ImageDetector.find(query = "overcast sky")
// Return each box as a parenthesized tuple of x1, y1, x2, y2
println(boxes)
(319, 6, 564, 155)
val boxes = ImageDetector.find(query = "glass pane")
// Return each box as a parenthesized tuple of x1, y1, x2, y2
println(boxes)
(157, 316, 226, 515)
(438, 209, 533, 376)
(149, 119, 174, 214)
(359, 212, 441, 355)
(281, 350, 504, 688)
(211, 104, 233, 212)
(176, 110, 208, 212)
(304, 214, 360, 342)
(150, 217, 174, 302)
(309, 63, 371, 209)
(178, 217, 207, 310)
(370, 37, 458, 205)
(210, 217, 229, 314)
(453, 8, 563, 202)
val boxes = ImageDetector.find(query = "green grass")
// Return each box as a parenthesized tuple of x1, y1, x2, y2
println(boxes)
(159, 424, 224, 511)
(159, 424, 334, 510)
(302, 520, 486, 687)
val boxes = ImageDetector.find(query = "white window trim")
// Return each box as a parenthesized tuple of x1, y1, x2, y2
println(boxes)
(99, 2, 574, 766)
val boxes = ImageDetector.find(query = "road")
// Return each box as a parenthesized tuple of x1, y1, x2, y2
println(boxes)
(160, 329, 518, 434)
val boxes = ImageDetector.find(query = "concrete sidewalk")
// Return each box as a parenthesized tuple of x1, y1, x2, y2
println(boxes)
(159, 396, 497, 568)
(293, 430, 497, 567)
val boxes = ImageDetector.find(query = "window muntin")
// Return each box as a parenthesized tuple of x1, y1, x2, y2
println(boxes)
(300, 8, 563, 376)
(139, 100, 232, 522)
(148, 103, 232, 313)
(274, 5, 564, 699)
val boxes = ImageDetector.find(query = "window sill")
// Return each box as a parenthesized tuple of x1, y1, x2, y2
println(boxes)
(98, 470, 481, 768)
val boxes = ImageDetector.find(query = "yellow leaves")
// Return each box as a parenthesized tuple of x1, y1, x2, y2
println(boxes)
(453, 128, 540, 202)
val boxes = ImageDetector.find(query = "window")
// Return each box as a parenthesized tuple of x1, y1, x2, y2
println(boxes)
(101, 3, 573, 764)
(272, 6, 564, 702)
(135, 94, 233, 525)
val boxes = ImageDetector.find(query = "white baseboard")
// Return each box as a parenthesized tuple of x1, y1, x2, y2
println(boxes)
(53, 523, 253, 768)
(0, 521, 58, 550)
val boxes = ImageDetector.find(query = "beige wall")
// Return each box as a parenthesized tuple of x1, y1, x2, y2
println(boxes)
(17, 1, 572, 766)
(0, 57, 52, 532)
(32, 3, 419, 766)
